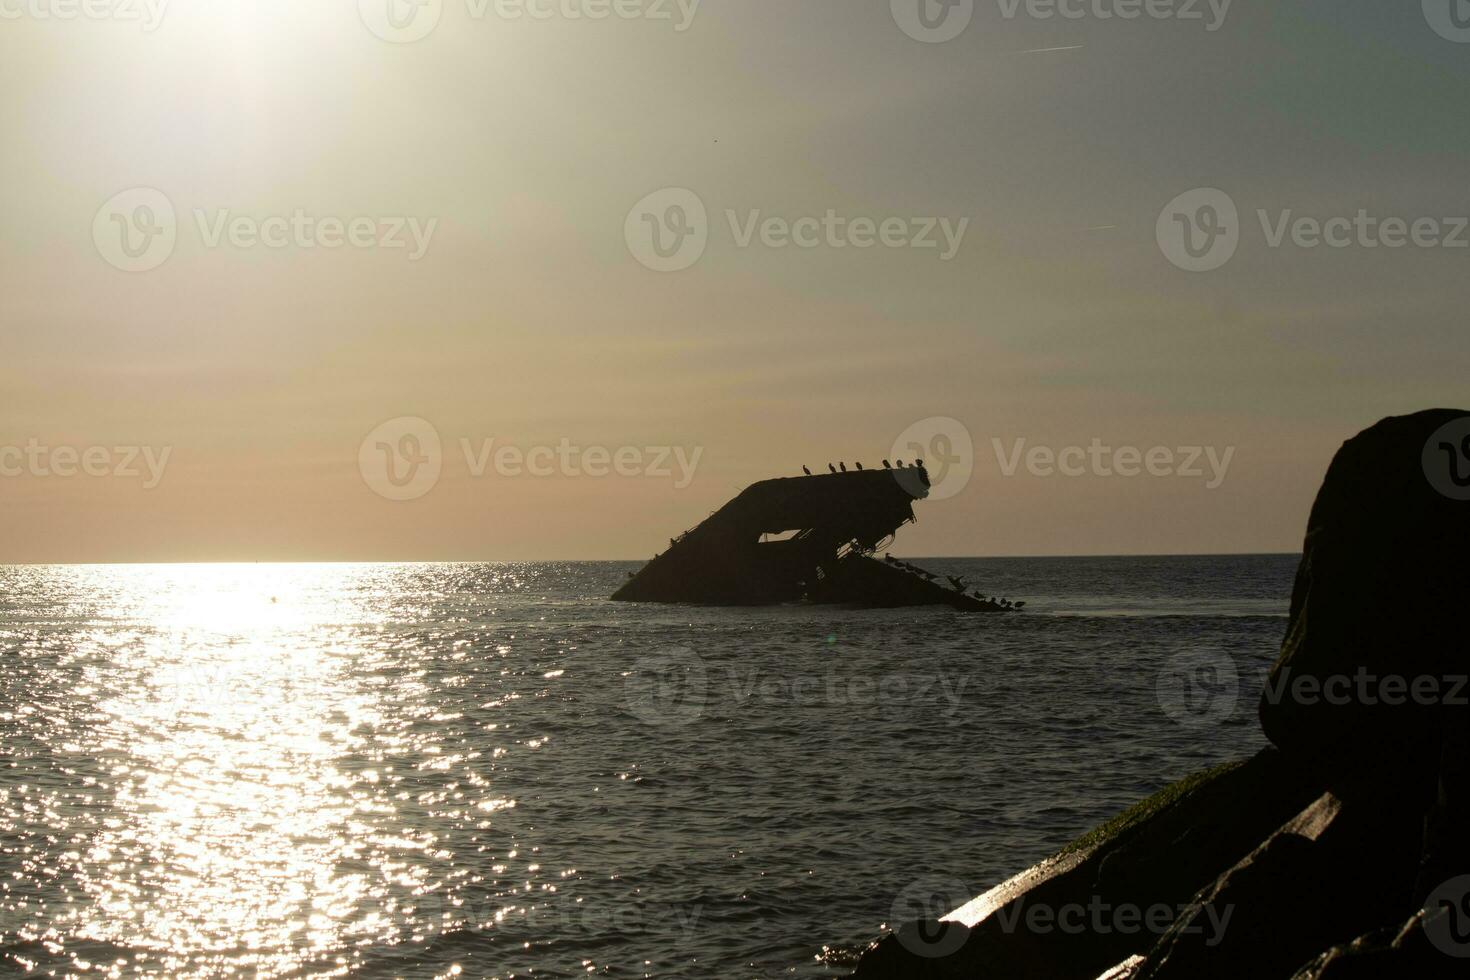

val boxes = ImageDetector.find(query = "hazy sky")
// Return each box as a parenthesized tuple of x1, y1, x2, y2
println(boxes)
(2, 1, 1467, 562)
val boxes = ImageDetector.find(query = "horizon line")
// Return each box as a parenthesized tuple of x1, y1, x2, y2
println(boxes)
(0, 552, 1304, 568)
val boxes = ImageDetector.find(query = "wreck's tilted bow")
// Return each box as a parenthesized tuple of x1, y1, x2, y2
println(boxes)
(612, 465, 1016, 611)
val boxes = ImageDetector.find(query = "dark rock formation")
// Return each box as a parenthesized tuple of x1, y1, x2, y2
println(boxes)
(1134, 779, 1424, 979)
(1290, 908, 1460, 979)
(1259, 408, 1470, 763)
(846, 410, 1470, 979)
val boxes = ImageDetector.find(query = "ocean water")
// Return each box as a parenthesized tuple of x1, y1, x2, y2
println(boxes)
(0, 555, 1296, 979)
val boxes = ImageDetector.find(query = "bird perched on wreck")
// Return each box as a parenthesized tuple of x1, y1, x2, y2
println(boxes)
(882, 459, 892, 469)
(896, 459, 906, 468)
(802, 466, 811, 476)
(855, 462, 864, 471)
(828, 464, 837, 474)
(839, 462, 847, 472)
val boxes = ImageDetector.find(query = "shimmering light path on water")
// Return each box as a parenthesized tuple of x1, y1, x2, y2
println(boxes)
(1, 557, 1293, 978)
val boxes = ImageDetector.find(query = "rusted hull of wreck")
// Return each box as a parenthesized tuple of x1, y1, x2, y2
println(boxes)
(611, 467, 1015, 612)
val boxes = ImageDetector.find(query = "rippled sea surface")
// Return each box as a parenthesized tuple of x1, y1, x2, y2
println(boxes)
(1, 556, 1296, 979)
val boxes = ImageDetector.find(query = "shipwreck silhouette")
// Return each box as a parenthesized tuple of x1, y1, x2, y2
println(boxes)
(612, 465, 1018, 611)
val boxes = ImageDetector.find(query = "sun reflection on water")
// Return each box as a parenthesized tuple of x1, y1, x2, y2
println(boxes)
(3, 564, 505, 978)
(87, 567, 390, 976)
